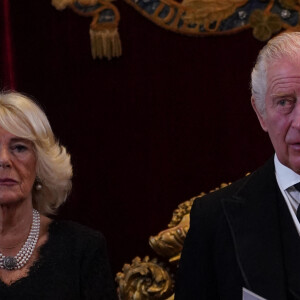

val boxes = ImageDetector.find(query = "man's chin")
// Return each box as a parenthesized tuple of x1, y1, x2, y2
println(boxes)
(288, 161, 300, 174)
(277, 155, 300, 174)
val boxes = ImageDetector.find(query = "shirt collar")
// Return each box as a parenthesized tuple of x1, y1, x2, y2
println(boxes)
(274, 154, 300, 190)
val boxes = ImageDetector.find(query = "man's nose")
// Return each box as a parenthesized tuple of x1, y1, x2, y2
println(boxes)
(292, 104, 300, 129)
(0, 147, 12, 168)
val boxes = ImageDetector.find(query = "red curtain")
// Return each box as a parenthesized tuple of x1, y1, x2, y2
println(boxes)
(2, 0, 273, 274)
(1, 0, 15, 89)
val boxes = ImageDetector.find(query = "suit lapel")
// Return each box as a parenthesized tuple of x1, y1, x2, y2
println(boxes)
(277, 188, 300, 299)
(222, 158, 287, 300)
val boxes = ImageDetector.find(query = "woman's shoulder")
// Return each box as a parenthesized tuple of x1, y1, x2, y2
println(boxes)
(48, 219, 106, 248)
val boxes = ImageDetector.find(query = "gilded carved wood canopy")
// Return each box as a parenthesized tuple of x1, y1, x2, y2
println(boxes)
(52, 0, 300, 59)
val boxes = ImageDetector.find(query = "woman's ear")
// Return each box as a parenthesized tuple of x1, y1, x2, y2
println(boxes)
(251, 97, 268, 132)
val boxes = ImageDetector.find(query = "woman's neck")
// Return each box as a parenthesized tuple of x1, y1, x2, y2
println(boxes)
(0, 201, 33, 253)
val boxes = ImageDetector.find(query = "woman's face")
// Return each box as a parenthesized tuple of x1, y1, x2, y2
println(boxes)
(0, 126, 37, 206)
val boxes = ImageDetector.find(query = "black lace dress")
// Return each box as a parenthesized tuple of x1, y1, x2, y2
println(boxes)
(0, 220, 118, 300)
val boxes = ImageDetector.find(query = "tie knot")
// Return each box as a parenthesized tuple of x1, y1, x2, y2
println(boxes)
(294, 183, 300, 192)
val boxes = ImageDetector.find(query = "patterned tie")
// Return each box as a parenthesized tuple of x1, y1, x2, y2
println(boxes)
(294, 183, 300, 222)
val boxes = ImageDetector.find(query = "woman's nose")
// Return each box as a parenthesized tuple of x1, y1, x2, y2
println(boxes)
(0, 147, 11, 168)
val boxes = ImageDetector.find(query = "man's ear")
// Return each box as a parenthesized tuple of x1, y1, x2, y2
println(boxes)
(251, 97, 268, 132)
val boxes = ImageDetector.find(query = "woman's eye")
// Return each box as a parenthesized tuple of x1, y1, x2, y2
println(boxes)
(11, 145, 28, 152)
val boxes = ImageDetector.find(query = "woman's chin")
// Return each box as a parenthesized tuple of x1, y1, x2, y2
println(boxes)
(0, 195, 26, 206)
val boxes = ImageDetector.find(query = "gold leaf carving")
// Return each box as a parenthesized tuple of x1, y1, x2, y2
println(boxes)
(279, 0, 299, 9)
(149, 182, 232, 262)
(182, 0, 247, 30)
(149, 214, 189, 260)
(52, 0, 73, 10)
(116, 180, 242, 299)
(116, 256, 173, 300)
(249, 10, 282, 41)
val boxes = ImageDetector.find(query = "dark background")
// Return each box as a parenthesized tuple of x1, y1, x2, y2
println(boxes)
(1, 0, 273, 275)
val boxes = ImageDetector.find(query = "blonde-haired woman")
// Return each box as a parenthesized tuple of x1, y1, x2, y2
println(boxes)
(0, 92, 117, 299)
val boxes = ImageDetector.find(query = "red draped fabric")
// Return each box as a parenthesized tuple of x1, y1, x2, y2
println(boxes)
(1, 0, 274, 274)
(1, 0, 15, 89)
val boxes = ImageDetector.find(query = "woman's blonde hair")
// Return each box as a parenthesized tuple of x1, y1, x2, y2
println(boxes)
(0, 91, 72, 215)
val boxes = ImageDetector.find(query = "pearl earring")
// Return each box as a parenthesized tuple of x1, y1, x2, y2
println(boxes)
(35, 178, 42, 191)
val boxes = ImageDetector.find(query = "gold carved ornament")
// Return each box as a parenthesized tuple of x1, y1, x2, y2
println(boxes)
(52, 0, 121, 60)
(123, 0, 300, 41)
(116, 182, 233, 300)
(181, 0, 247, 31)
(52, 0, 300, 59)
(116, 256, 174, 300)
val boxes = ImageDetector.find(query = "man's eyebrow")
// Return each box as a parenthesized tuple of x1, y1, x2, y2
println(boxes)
(270, 91, 296, 97)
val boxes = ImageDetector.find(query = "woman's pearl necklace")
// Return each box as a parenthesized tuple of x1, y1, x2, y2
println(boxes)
(0, 209, 40, 270)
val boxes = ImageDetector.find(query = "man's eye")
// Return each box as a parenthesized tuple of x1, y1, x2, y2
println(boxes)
(278, 100, 287, 106)
(277, 99, 295, 108)
(278, 99, 293, 106)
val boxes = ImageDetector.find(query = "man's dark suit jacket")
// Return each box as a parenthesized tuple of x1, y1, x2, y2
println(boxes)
(175, 157, 300, 300)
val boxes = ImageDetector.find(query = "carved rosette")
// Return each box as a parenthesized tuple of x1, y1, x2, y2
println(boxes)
(116, 256, 174, 300)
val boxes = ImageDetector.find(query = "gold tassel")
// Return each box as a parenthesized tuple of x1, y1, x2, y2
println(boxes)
(89, 26, 122, 60)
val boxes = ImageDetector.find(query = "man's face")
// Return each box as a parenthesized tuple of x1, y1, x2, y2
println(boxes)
(252, 56, 300, 174)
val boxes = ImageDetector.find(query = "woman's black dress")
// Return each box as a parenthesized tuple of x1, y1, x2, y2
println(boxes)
(0, 220, 118, 300)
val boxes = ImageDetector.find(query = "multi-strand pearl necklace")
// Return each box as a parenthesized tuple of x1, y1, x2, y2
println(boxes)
(0, 209, 40, 270)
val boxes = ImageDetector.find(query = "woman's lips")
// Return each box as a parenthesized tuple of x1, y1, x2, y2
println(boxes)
(0, 179, 17, 186)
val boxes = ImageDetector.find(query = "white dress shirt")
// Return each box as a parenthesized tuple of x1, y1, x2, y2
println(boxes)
(274, 154, 300, 236)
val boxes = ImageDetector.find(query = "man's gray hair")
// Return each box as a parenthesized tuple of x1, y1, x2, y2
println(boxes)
(251, 32, 300, 115)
